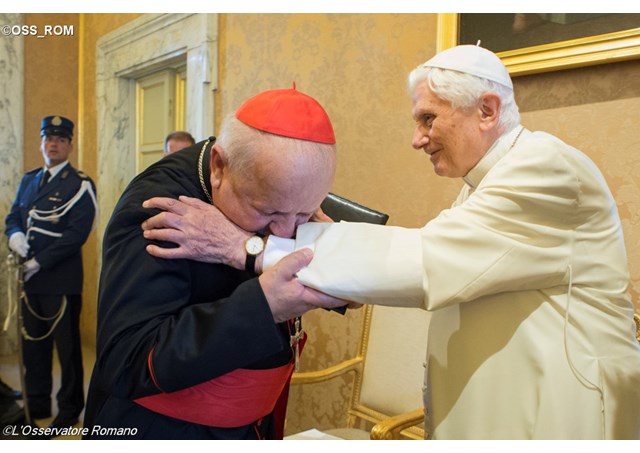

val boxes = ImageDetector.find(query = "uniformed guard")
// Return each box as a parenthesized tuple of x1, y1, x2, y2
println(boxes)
(5, 115, 97, 433)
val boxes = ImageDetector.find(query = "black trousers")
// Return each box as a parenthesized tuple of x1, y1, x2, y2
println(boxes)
(21, 293, 84, 419)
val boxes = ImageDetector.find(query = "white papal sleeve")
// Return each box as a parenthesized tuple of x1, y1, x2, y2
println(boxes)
(265, 222, 425, 307)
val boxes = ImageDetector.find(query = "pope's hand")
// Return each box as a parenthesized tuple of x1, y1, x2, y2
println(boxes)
(310, 207, 333, 223)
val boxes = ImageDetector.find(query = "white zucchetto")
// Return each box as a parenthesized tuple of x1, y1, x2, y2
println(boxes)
(422, 45, 513, 89)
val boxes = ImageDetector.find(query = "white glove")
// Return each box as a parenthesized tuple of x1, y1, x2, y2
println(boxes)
(9, 232, 29, 258)
(23, 258, 41, 282)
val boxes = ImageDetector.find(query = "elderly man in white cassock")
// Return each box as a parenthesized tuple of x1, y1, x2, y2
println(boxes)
(141, 46, 640, 440)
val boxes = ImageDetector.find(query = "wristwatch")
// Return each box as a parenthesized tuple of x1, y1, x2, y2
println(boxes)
(244, 234, 265, 272)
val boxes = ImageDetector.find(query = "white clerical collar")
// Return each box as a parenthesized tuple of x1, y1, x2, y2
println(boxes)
(463, 126, 525, 190)
(44, 161, 70, 180)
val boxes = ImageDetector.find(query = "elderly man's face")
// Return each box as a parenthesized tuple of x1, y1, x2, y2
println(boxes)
(211, 143, 335, 238)
(410, 81, 487, 178)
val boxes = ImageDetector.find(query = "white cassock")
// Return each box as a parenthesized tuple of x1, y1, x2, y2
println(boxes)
(264, 126, 640, 439)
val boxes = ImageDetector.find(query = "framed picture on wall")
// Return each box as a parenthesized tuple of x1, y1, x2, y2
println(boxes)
(437, 13, 640, 76)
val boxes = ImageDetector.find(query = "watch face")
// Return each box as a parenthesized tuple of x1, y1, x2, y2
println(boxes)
(245, 236, 264, 255)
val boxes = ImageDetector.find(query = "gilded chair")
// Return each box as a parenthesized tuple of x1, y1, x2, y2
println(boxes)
(634, 313, 639, 343)
(289, 304, 431, 440)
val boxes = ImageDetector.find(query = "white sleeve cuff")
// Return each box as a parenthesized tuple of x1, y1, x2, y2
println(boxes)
(263, 235, 296, 271)
(295, 222, 425, 307)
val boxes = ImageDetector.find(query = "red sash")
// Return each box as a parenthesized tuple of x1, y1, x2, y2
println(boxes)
(134, 334, 305, 433)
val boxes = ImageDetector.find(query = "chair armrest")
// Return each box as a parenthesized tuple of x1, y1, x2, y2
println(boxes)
(370, 407, 425, 440)
(291, 357, 363, 385)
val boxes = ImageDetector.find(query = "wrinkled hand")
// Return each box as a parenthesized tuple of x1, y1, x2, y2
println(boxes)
(259, 248, 349, 323)
(23, 258, 41, 282)
(142, 196, 250, 269)
(9, 232, 29, 258)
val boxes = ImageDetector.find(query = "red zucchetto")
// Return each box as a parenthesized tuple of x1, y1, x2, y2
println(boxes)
(235, 86, 336, 144)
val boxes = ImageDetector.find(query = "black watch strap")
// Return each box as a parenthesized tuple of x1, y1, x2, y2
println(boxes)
(244, 234, 264, 273)
(245, 253, 257, 273)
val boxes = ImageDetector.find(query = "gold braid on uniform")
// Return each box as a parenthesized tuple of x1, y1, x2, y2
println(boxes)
(198, 138, 213, 203)
(3, 253, 20, 333)
(19, 175, 97, 341)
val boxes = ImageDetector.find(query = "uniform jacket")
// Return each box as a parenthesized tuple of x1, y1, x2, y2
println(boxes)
(5, 163, 96, 295)
(84, 140, 294, 439)
(287, 126, 640, 439)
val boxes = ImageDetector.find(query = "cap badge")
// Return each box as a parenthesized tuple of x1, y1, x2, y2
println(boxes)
(52, 116, 62, 126)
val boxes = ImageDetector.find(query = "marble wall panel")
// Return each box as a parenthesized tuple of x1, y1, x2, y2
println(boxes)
(0, 13, 23, 354)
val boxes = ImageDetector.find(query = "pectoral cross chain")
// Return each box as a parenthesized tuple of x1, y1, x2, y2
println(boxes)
(290, 317, 304, 372)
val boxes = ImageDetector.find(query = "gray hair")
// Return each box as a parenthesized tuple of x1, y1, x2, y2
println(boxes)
(216, 114, 336, 177)
(408, 66, 521, 132)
